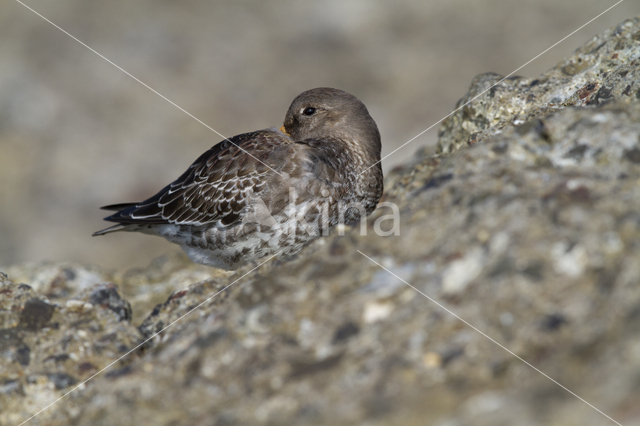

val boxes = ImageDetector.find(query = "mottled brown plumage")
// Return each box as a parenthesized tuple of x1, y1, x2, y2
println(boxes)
(94, 88, 383, 269)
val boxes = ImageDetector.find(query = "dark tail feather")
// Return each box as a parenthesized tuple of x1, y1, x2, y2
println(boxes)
(100, 202, 139, 211)
(92, 224, 128, 236)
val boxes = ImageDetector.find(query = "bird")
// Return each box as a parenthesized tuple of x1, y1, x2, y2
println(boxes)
(93, 87, 383, 270)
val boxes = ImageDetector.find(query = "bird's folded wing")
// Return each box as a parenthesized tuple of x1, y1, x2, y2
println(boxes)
(103, 130, 290, 228)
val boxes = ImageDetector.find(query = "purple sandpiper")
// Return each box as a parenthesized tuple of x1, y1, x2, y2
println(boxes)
(94, 88, 383, 269)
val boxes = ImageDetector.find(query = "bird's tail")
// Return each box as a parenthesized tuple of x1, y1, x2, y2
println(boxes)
(99, 202, 139, 211)
(92, 224, 129, 236)
(93, 202, 141, 236)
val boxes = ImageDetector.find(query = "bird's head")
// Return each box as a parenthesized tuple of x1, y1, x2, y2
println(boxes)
(281, 87, 381, 157)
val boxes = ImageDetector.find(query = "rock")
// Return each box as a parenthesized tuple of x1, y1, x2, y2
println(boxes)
(2, 16, 640, 426)
(18, 299, 55, 331)
(0, 275, 141, 425)
(436, 17, 640, 155)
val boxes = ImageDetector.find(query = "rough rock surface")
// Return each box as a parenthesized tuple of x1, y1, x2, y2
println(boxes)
(436, 16, 640, 155)
(2, 17, 640, 426)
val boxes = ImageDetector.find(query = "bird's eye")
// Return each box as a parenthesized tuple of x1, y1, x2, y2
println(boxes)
(302, 107, 316, 116)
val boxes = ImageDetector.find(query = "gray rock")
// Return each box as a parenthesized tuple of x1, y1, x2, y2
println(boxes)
(2, 16, 640, 426)
(0, 275, 142, 425)
(436, 17, 640, 155)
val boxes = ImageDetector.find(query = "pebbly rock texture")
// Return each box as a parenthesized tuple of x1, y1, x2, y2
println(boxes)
(2, 16, 640, 426)
(436, 16, 640, 155)
(0, 275, 141, 425)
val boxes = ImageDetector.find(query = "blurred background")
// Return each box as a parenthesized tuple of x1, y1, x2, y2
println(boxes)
(1, 0, 637, 270)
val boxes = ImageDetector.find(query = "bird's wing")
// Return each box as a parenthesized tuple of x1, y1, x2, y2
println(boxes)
(101, 130, 290, 228)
